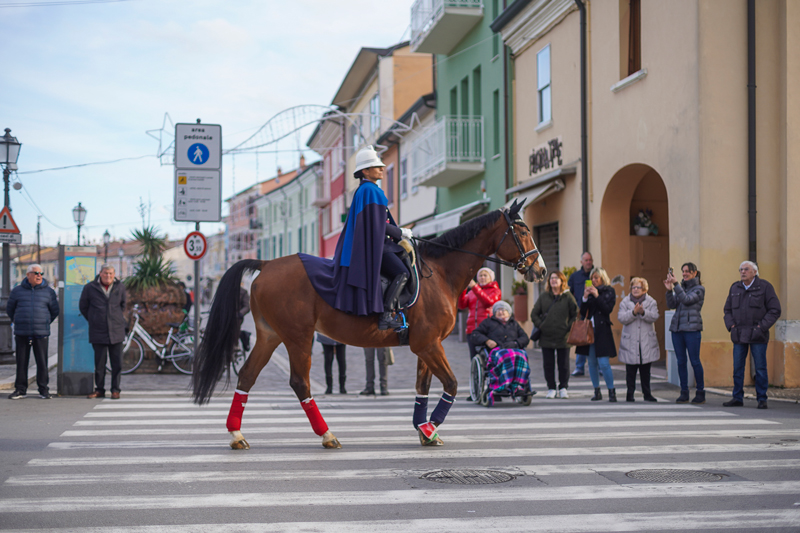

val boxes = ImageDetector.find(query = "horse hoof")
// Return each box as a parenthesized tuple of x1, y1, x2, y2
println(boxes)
(418, 429, 444, 446)
(229, 430, 250, 450)
(322, 430, 342, 449)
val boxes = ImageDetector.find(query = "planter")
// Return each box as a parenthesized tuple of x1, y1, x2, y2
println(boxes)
(514, 294, 528, 320)
(635, 227, 650, 236)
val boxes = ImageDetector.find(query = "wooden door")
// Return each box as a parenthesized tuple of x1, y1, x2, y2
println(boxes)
(630, 235, 670, 360)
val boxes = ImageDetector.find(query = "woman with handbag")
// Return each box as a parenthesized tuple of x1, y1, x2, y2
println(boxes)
(580, 267, 618, 402)
(531, 271, 578, 399)
(617, 277, 659, 402)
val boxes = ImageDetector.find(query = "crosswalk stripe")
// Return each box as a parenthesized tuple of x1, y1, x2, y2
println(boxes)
(42, 428, 800, 449)
(27, 442, 800, 467)
(3, 481, 800, 513)
(91, 402, 704, 410)
(60, 418, 778, 437)
(8, 509, 800, 532)
(8, 459, 800, 486)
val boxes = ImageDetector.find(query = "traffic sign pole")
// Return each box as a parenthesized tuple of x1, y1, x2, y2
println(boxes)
(194, 223, 200, 361)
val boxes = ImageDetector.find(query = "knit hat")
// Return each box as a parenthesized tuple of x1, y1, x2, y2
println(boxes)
(477, 267, 495, 282)
(492, 300, 512, 316)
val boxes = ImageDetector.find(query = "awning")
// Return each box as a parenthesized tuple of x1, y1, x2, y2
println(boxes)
(504, 179, 565, 211)
(411, 199, 490, 237)
(504, 164, 575, 210)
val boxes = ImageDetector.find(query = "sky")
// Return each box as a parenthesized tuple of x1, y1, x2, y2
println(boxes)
(1, 0, 414, 247)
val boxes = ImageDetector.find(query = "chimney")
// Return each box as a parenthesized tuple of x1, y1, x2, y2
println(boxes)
(299, 155, 306, 170)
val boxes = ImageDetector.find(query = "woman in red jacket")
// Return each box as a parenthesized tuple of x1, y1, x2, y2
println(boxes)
(459, 267, 501, 359)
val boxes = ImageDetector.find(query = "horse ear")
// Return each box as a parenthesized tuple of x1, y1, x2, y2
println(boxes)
(508, 197, 526, 219)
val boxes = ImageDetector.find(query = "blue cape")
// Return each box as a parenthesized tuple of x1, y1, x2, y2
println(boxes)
(300, 180, 391, 315)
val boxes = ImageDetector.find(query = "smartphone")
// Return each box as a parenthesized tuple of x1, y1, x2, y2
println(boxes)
(585, 280, 592, 289)
(669, 267, 674, 276)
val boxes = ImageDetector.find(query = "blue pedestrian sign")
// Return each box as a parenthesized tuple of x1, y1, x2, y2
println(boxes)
(188, 143, 210, 165)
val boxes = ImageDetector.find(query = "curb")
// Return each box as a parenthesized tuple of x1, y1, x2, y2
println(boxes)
(0, 361, 58, 391)
(704, 386, 800, 405)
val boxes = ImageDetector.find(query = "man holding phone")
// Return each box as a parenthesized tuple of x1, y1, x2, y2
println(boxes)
(568, 252, 594, 376)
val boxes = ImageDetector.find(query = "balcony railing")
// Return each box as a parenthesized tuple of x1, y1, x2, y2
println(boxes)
(409, 116, 484, 188)
(410, 0, 483, 54)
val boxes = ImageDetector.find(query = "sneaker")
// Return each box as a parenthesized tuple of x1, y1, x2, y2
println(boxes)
(545, 389, 557, 399)
(570, 370, 584, 377)
(39, 392, 52, 399)
(723, 399, 744, 407)
(558, 388, 569, 399)
(8, 390, 25, 400)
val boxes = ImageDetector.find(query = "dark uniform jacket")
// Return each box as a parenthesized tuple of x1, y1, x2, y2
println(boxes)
(470, 316, 530, 350)
(578, 284, 618, 358)
(723, 277, 781, 344)
(79, 276, 127, 345)
(6, 277, 59, 337)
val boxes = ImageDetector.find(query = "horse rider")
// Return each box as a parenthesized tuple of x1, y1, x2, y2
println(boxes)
(333, 145, 412, 330)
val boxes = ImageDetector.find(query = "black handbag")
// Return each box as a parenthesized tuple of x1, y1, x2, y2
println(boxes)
(530, 295, 559, 342)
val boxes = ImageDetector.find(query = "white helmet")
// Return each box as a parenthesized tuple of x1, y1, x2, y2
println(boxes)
(354, 145, 385, 173)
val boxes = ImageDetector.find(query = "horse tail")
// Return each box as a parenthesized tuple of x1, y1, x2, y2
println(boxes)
(192, 259, 264, 405)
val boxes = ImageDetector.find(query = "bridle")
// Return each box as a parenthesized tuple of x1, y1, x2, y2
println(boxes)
(413, 210, 540, 274)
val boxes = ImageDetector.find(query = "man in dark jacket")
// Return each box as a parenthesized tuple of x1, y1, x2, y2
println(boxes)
(722, 261, 781, 409)
(567, 252, 593, 376)
(80, 264, 127, 399)
(6, 264, 59, 399)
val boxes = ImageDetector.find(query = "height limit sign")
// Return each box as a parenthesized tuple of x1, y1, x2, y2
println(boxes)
(184, 231, 207, 261)
(174, 122, 222, 223)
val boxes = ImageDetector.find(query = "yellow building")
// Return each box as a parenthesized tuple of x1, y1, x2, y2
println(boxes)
(495, 0, 799, 387)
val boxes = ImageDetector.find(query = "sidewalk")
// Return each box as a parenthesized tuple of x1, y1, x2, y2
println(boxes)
(0, 322, 60, 391)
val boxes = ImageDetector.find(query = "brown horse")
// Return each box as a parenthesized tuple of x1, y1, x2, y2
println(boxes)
(192, 201, 546, 449)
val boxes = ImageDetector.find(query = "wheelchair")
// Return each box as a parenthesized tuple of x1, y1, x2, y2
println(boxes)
(469, 344, 535, 407)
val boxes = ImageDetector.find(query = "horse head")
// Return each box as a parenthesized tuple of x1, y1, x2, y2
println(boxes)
(498, 198, 547, 282)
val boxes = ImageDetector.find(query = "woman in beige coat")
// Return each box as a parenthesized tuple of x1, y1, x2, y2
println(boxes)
(617, 277, 659, 402)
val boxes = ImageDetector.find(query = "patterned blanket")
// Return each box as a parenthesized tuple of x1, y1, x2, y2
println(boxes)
(485, 348, 530, 407)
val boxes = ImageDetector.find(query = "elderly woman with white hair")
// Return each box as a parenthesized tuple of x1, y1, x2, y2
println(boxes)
(618, 277, 659, 402)
(458, 267, 501, 357)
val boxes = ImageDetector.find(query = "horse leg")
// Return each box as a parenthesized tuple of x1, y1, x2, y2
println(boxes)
(285, 339, 341, 449)
(414, 359, 443, 446)
(415, 342, 458, 446)
(226, 325, 281, 450)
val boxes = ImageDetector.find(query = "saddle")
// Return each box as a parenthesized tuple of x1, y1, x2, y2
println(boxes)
(379, 239, 419, 312)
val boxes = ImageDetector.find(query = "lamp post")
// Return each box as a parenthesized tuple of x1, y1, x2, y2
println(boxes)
(118, 245, 124, 278)
(0, 128, 22, 364)
(72, 203, 86, 245)
(103, 229, 110, 263)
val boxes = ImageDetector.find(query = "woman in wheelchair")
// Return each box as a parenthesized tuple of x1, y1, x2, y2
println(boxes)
(469, 301, 533, 406)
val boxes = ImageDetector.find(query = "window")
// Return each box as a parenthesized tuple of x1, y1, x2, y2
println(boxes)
(278, 234, 283, 257)
(288, 231, 292, 255)
(537, 45, 551, 124)
(400, 158, 408, 199)
(370, 93, 380, 133)
(298, 226, 303, 254)
(461, 77, 469, 116)
(350, 116, 362, 155)
(450, 87, 458, 115)
(386, 163, 394, 205)
(624, 0, 641, 76)
(492, 0, 499, 58)
(473, 66, 481, 115)
(493, 90, 500, 156)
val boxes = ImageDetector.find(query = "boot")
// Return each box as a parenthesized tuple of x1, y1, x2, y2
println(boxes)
(608, 388, 617, 403)
(325, 376, 333, 395)
(378, 273, 408, 331)
(676, 390, 690, 404)
(339, 377, 347, 395)
(591, 388, 602, 401)
(691, 389, 705, 404)
(360, 386, 375, 396)
(626, 390, 635, 402)
(380, 384, 389, 396)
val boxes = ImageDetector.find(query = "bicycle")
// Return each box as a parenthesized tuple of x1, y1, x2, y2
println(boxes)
(108, 304, 195, 375)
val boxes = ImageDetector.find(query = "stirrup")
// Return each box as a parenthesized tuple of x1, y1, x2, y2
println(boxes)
(378, 311, 405, 331)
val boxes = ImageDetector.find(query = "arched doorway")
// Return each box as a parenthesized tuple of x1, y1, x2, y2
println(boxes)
(600, 164, 670, 360)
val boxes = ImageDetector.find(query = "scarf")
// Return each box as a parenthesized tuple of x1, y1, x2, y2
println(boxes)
(629, 293, 646, 304)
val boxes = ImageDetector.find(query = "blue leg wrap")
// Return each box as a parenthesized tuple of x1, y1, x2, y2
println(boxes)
(430, 392, 455, 425)
(413, 395, 428, 429)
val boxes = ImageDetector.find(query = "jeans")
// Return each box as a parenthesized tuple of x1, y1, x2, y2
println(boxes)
(14, 336, 49, 395)
(732, 343, 768, 402)
(93, 342, 123, 394)
(542, 347, 570, 390)
(671, 331, 704, 392)
(587, 344, 614, 390)
(574, 352, 586, 373)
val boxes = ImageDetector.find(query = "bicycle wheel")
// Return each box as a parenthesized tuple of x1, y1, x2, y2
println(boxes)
(170, 333, 194, 374)
(108, 338, 144, 375)
(231, 349, 247, 376)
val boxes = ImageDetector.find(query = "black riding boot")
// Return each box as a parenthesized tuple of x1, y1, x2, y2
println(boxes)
(325, 376, 333, 395)
(378, 273, 408, 331)
(591, 388, 602, 401)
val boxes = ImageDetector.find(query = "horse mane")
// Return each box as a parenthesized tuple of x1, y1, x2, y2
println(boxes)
(418, 210, 503, 259)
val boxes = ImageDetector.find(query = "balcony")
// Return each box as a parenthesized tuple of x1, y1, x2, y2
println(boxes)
(410, 0, 483, 54)
(409, 116, 484, 188)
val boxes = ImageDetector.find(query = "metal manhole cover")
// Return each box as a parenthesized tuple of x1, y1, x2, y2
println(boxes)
(421, 469, 514, 485)
(626, 469, 725, 483)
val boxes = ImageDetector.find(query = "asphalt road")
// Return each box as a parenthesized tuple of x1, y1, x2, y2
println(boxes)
(2, 322, 800, 531)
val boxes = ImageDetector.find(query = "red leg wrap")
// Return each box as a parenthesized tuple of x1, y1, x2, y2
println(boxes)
(226, 391, 248, 432)
(301, 397, 329, 436)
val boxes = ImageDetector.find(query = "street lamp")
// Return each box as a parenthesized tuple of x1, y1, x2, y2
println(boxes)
(103, 229, 110, 263)
(0, 128, 22, 363)
(118, 245, 124, 278)
(72, 203, 87, 245)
